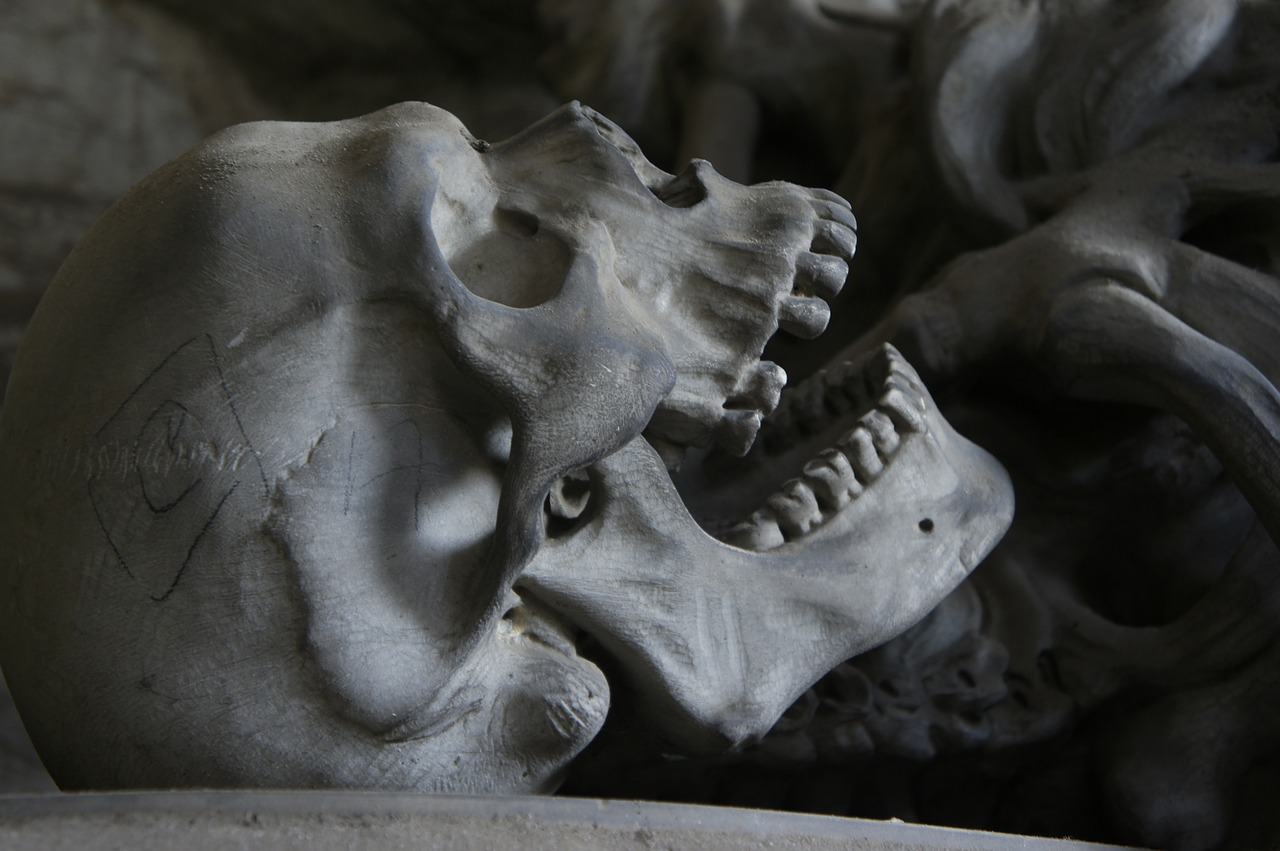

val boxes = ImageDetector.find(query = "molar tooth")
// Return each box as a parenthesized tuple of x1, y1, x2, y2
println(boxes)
(721, 509, 786, 551)
(648, 390, 718, 447)
(885, 347, 928, 396)
(820, 367, 861, 417)
(730, 362, 787, 425)
(883, 376, 926, 411)
(803, 448, 862, 510)
(747, 361, 787, 414)
(797, 382, 831, 433)
(838, 426, 883, 480)
(879, 380, 926, 434)
(828, 359, 874, 413)
(822, 360, 851, 391)
(717, 409, 763, 457)
(767, 479, 822, 539)
(861, 410, 900, 457)
(770, 375, 831, 439)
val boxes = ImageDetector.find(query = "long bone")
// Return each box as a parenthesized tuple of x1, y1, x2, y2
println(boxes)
(539, 0, 906, 183)
(851, 175, 1280, 546)
(1048, 518, 1280, 706)
(807, 7, 1280, 839)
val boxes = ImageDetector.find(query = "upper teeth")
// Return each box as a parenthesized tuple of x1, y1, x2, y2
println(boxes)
(721, 346, 928, 552)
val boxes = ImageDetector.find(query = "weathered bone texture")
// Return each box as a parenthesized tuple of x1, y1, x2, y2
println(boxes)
(541, 0, 1280, 848)
(9, 0, 1280, 846)
(0, 101, 1012, 792)
(0, 0, 263, 408)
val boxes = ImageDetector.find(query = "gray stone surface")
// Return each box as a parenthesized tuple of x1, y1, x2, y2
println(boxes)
(539, 2, 1280, 847)
(0, 97, 1011, 794)
(0, 792, 1133, 850)
(3, 0, 1280, 847)
(0, 0, 264, 403)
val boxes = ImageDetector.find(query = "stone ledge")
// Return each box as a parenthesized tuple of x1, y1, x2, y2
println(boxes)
(0, 791, 1137, 850)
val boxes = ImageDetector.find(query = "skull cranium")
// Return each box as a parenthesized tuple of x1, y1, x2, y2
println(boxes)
(0, 101, 1012, 791)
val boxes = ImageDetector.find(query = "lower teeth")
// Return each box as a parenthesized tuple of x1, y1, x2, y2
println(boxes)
(710, 345, 929, 552)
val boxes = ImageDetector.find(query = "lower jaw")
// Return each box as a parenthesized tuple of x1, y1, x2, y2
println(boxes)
(522, 344, 1015, 752)
(675, 343, 937, 551)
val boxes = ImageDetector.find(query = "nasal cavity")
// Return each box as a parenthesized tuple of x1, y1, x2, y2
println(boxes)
(652, 163, 707, 208)
(445, 207, 571, 308)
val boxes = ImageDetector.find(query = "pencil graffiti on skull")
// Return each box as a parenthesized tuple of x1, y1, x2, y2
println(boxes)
(87, 335, 262, 601)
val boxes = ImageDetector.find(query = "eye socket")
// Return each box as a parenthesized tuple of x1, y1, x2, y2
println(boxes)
(494, 207, 539, 238)
(650, 162, 708, 209)
(438, 206, 571, 308)
(545, 469, 593, 538)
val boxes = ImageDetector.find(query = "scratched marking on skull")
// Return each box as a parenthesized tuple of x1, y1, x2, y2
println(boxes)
(87, 335, 265, 601)
(344, 418, 448, 532)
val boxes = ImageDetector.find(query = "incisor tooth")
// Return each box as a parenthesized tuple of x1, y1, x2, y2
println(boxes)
(838, 427, 883, 480)
(750, 361, 787, 413)
(803, 448, 862, 510)
(767, 479, 822, 538)
(722, 509, 786, 551)
(862, 410, 900, 457)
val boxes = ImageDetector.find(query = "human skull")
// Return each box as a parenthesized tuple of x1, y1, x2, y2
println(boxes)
(0, 101, 1012, 792)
